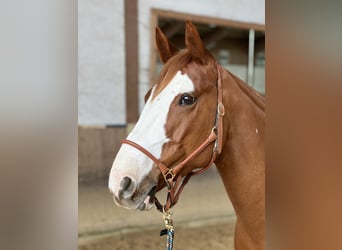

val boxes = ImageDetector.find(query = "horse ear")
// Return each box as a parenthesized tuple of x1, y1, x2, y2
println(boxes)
(185, 21, 209, 63)
(155, 27, 179, 64)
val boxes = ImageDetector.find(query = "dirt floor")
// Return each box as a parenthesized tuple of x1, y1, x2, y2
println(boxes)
(79, 168, 236, 250)
(78, 221, 235, 250)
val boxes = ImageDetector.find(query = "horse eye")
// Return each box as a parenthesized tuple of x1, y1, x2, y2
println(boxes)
(179, 94, 196, 106)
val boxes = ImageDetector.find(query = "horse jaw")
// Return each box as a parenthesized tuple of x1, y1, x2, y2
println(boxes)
(108, 71, 195, 210)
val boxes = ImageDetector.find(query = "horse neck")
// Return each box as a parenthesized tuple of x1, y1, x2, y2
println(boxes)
(215, 68, 265, 226)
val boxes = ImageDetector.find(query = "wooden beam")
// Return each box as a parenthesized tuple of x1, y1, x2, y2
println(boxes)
(125, 0, 139, 123)
(151, 9, 265, 32)
(149, 12, 158, 87)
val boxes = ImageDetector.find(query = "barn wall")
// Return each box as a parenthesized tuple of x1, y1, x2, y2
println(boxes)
(78, 126, 127, 183)
(78, 0, 126, 126)
(138, 0, 265, 111)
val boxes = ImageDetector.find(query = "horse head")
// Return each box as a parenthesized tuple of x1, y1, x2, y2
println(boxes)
(109, 21, 222, 211)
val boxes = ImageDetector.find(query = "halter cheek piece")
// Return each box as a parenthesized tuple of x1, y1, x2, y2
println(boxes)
(121, 64, 224, 212)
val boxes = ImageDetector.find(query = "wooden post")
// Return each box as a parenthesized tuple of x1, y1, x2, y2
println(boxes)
(125, 0, 139, 123)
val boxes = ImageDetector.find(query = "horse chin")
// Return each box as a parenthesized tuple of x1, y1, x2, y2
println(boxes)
(137, 185, 157, 211)
(137, 196, 154, 211)
(113, 185, 157, 211)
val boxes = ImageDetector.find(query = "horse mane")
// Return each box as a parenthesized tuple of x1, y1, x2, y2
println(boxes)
(226, 70, 265, 112)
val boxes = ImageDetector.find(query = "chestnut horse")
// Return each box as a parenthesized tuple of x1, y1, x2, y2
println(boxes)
(109, 21, 265, 250)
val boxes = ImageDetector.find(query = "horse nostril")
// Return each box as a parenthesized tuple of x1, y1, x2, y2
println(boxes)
(120, 176, 132, 190)
(119, 176, 136, 198)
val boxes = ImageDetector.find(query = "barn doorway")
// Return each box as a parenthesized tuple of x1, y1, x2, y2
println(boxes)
(150, 10, 265, 94)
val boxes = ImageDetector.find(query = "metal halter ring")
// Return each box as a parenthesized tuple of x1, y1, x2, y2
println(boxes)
(217, 102, 225, 116)
(163, 169, 176, 183)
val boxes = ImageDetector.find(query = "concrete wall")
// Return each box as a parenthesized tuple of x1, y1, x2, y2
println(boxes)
(78, 0, 125, 126)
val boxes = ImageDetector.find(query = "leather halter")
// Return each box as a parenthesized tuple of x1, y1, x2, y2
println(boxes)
(122, 64, 225, 211)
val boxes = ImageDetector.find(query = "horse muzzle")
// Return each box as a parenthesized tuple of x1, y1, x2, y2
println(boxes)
(109, 174, 158, 211)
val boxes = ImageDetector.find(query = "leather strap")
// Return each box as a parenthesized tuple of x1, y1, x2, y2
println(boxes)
(121, 64, 225, 211)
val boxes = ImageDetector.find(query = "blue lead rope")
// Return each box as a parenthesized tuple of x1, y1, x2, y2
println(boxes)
(166, 228, 174, 250)
(160, 210, 174, 250)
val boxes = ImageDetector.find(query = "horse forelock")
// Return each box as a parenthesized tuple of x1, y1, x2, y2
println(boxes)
(152, 49, 217, 101)
(152, 50, 192, 100)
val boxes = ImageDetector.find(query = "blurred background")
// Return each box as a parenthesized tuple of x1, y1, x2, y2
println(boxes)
(78, 0, 264, 249)
(2, 0, 341, 249)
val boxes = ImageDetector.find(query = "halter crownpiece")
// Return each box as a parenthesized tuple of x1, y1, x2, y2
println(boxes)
(121, 64, 224, 212)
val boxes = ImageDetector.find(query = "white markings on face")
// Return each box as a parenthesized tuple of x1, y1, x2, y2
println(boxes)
(256, 128, 259, 134)
(109, 71, 195, 204)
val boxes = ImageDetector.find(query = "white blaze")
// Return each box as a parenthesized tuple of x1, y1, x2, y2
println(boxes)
(109, 71, 194, 197)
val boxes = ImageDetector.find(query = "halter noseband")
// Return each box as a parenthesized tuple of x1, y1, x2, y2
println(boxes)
(121, 64, 224, 212)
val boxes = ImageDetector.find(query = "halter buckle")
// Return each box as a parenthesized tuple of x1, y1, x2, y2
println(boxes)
(163, 169, 176, 183)
(217, 102, 225, 116)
